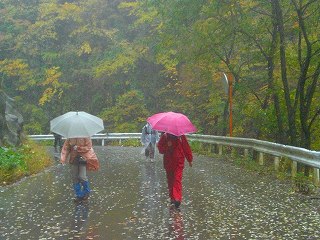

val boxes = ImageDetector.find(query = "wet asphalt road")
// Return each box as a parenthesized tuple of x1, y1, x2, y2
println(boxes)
(1, 146, 320, 239)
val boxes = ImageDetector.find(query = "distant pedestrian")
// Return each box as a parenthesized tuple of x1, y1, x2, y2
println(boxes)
(60, 137, 99, 203)
(53, 133, 63, 152)
(141, 123, 159, 162)
(157, 133, 193, 208)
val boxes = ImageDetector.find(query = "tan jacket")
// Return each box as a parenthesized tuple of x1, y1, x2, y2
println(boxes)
(60, 138, 99, 171)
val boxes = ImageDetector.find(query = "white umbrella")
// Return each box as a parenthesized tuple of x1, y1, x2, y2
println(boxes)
(50, 111, 104, 138)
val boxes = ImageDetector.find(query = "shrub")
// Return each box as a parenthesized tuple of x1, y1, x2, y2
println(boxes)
(0, 140, 53, 185)
(293, 172, 316, 194)
(0, 147, 26, 183)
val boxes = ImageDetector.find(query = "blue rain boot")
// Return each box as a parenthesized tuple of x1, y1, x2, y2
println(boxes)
(73, 183, 84, 203)
(82, 181, 91, 200)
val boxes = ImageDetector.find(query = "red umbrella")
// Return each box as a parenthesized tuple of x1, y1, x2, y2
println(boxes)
(147, 112, 197, 136)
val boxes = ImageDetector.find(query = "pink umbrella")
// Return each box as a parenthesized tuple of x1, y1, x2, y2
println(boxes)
(147, 112, 197, 136)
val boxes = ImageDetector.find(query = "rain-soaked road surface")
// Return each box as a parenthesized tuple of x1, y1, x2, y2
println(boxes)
(1, 146, 320, 239)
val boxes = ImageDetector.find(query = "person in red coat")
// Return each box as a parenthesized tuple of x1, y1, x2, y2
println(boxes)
(157, 133, 193, 208)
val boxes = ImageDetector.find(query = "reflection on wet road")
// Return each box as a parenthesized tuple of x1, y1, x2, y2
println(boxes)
(1, 146, 320, 239)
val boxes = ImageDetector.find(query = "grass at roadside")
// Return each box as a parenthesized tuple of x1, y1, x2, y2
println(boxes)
(0, 139, 53, 186)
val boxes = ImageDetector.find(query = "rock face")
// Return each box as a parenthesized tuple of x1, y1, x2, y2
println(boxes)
(0, 92, 24, 146)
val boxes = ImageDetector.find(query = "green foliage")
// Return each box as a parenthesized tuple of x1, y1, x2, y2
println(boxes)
(293, 172, 316, 195)
(0, 0, 319, 154)
(189, 141, 215, 156)
(107, 139, 141, 147)
(20, 140, 53, 175)
(0, 147, 26, 172)
(20, 104, 49, 134)
(234, 156, 272, 175)
(0, 140, 53, 185)
(23, 122, 43, 135)
(95, 43, 145, 77)
(99, 90, 150, 132)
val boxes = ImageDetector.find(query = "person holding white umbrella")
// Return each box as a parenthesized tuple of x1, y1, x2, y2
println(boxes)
(60, 137, 99, 203)
(50, 111, 103, 203)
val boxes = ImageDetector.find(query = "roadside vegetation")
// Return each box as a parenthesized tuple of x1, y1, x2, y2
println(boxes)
(0, 139, 53, 186)
(191, 141, 317, 195)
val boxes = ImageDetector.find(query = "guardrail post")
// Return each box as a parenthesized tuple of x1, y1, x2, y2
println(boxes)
(258, 152, 264, 165)
(207, 144, 212, 154)
(211, 144, 216, 154)
(218, 145, 223, 155)
(313, 168, 320, 186)
(102, 139, 105, 146)
(291, 161, 297, 177)
(274, 156, 280, 171)
(244, 149, 249, 158)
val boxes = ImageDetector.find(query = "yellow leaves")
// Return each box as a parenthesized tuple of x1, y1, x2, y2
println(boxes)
(195, 18, 216, 35)
(39, 2, 82, 22)
(0, 59, 30, 77)
(38, 67, 63, 106)
(41, 67, 62, 86)
(77, 42, 92, 56)
(119, 1, 158, 27)
(118, 2, 139, 13)
(0, 59, 33, 91)
(134, 9, 158, 27)
(58, 2, 82, 22)
(95, 53, 134, 77)
(39, 88, 55, 106)
(0, 62, 67, 106)
(293, 21, 299, 29)
(239, 0, 258, 9)
(38, 3, 58, 18)
(119, 1, 138, 8)
(33, 21, 57, 40)
(155, 50, 178, 75)
(95, 43, 147, 77)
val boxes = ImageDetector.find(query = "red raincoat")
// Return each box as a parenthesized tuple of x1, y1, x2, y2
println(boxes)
(157, 133, 193, 202)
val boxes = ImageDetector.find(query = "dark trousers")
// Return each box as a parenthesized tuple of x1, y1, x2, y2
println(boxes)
(145, 143, 155, 158)
(54, 137, 63, 151)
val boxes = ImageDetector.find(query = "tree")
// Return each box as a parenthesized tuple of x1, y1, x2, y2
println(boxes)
(99, 90, 150, 132)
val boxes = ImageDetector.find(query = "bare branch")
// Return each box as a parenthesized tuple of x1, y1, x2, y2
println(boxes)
(238, 30, 268, 59)
(309, 108, 320, 131)
(250, 7, 272, 17)
(302, 0, 319, 13)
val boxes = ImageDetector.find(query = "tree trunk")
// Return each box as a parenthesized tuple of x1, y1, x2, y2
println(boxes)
(292, 0, 319, 150)
(271, 0, 298, 146)
(267, 17, 286, 144)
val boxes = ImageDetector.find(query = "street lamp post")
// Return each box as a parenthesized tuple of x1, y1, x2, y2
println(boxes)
(227, 73, 233, 137)
(222, 72, 233, 137)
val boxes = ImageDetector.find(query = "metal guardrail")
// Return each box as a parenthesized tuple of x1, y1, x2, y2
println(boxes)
(28, 133, 141, 145)
(187, 134, 320, 169)
(28, 133, 320, 168)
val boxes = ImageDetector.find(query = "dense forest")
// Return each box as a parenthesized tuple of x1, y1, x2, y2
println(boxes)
(0, 0, 319, 149)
